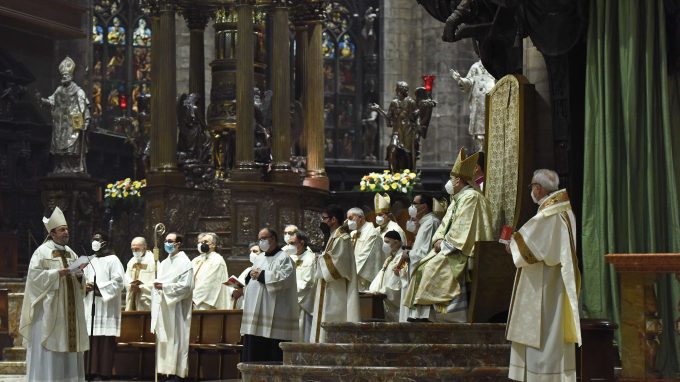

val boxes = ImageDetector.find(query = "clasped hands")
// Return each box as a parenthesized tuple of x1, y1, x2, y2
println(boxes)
(250, 267, 262, 280)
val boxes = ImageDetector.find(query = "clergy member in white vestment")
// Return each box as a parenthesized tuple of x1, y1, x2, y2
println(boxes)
(404, 149, 495, 323)
(374, 193, 407, 243)
(240, 228, 299, 362)
(369, 231, 407, 322)
(347, 207, 384, 291)
(229, 243, 261, 309)
(285, 230, 317, 342)
(125, 236, 156, 311)
(283, 224, 298, 244)
(310, 205, 360, 343)
(192, 232, 229, 309)
(83, 231, 125, 379)
(506, 169, 581, 382)
(401, 194, 442, 321)
(152, 232, 194, 381)
(19, 206, 89, 382)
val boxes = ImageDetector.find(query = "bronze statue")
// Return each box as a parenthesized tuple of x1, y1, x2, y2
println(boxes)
(361, 103, 378, 160)
(38, 56, 90, 175)
(177, 93, 214, 188)
(370, 81, 435, 172)
(253, 87, 272, 167)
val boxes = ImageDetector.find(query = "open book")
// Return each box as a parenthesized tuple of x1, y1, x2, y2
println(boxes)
(223, 275, 244, 288)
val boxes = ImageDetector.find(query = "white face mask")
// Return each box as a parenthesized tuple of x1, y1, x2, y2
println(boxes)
(347, 219, 358, 231)
(445, 179, 454, 195)
(91, 240, 101, 252)
(258, 239, 270, 253)
(382, 242, 393, 254)
(249, 251, 259, 264)
(408, 205, 417, 218)
(375, 215, 385, 226)
(284, 233, 293, 244)
(132, 251, 144, 259)
(406, 220, 417, 232)
(283, 244, 297, 256)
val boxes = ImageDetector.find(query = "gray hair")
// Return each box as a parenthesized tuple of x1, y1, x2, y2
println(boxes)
(347, 207, 365, 218)
(198, 232, 219, 246)
(131, 236, 147, 248)
(532, 169, 559, 192)
(284, 224, 298, 232)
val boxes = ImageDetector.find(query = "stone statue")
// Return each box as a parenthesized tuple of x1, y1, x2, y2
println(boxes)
(370, 81, 422, 172)
(177, 93, 214, 188)
(254, 87, 273, 167)
(362, 6, 379, 57)
(38, 56, 90, 175)
(361, 104, 378, 160)
(451, 60, 495, 150)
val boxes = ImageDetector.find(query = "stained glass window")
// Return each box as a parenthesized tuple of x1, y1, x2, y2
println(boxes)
(91, 0, 152, 133)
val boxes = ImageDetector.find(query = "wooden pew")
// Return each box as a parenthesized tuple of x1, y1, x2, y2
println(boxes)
(0, 289, 10, 359)
(114, 309, 242, 380)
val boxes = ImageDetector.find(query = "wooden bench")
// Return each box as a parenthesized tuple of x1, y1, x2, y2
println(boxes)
(113, 309, 243, 380)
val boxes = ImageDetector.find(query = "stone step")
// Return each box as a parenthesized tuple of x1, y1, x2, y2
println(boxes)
(238, 363, 509, 382)
(0, 281, 25, 293)
(323, 322, 508, 344)
(282, 343, 509, 367)
(2, 347, 25, 361)
(0, 361, 25, 375)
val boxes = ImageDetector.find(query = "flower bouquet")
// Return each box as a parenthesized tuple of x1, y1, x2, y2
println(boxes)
(104, 178, 146, 208)
(358, 169, 420, 194)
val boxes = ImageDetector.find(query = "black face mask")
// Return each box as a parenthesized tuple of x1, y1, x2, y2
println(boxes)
(199, 243, 210, 253)
(319, 221, 331, 237)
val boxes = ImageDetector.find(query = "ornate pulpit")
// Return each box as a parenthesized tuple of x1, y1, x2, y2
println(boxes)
(605, 253, 680, 381)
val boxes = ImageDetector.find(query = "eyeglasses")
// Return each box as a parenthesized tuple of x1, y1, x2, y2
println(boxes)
(321, 215, 330, 221)
(164, 239, 175, 243)
(528, 183, 539, 190)
(259, 236, 272, 240)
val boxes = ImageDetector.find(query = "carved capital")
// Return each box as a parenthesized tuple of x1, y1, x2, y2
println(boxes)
(183, 7, 211, 30)
(291, 0, 325, 25)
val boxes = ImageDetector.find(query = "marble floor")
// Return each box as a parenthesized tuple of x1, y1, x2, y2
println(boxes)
(0, 377, 240, 382)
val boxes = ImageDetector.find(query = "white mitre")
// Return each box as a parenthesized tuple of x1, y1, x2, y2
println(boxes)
(43, 206, 67, 232)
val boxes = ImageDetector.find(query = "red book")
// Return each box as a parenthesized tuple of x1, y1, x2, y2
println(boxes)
(499, 226, 513, 244)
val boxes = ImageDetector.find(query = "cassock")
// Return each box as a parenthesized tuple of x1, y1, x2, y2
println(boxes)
(124, 250, 156, 311)
(506, 189, 581, 382)
(240, 248, 298, 362)
(310, 227, 360, 343)
(191, 251, 229, 309)
(351, 222, 385, 291)
(403, 186, 494, 321)
(290, 247, 317, 342)
(368, 248, 408, 322)
(377, 220, 407, 243)
(405, 212, 441, 320)
(83, 252, 125, 378)
(19, 240, 89, 382)
(151, 251, 194, 378)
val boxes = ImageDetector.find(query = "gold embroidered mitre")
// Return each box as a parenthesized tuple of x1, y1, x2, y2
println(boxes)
(450, 148, 479, 182)
(59, 56, 76, 76)
(374, 193, 391, 214)
(42, 206, 68, 232)
(433, 197, 448, 219)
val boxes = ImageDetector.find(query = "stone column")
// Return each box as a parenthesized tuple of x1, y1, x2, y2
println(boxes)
(299, 2, 327, 190)
(149, 0, 183, 185)
(231, 0, 259, 180)
(184, 8, 211, 117)
(270, 1, 296, 183)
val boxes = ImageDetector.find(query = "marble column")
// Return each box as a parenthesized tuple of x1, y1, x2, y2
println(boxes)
(149, 0, 183, 185)
(184, 8, 210, 117)
(270, 1, 296, 183)
(300, 2, 328, 190)
(231, 0, 259, 181)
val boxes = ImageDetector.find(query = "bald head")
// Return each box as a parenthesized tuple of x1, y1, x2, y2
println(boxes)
(131, 236, 147, 252)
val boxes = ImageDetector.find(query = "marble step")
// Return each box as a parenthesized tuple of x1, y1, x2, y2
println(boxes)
(0, 281, 25, 293)
(2, 347, 25, 361)
(0, 361, 25, 375)
(282, 342, 509, 367)
(323, 322, 508, 344)
(238, 363, 509, 382)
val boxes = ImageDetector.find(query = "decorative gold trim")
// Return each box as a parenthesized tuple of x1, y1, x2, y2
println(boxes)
(560, 212, 581, 296)
(322, 253, 342, 280)
(512, 232, 539, 264)
(314, 279, 326, 343)
(539, 190, 570, 212)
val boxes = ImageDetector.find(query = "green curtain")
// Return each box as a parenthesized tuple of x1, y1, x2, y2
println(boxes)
(582, 0, 680, 377)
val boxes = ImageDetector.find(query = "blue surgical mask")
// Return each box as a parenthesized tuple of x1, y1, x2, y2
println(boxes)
(164, 242, 175, 254)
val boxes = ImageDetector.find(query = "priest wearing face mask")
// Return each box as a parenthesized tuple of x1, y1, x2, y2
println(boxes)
(283, 224, 298, 244)
(369, 231, 408, 321)
(229, 243, 261, 309)
(403, 148, 495, 322)
(506, 169, 581, 382)
(373, 193, 407, 243)
(241, 228, 298, 362)
(125, 236, 156, 311)
(346, 207, 384, 292)
(401, 194, 442, 321)
(83, 231, 125, 380)
(283, 230, 317, 342)
(311, 205, 360, 343)
(152, 232, 194, 381)
(20, 207, 89, 382)
(191, 232, 229, 310)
